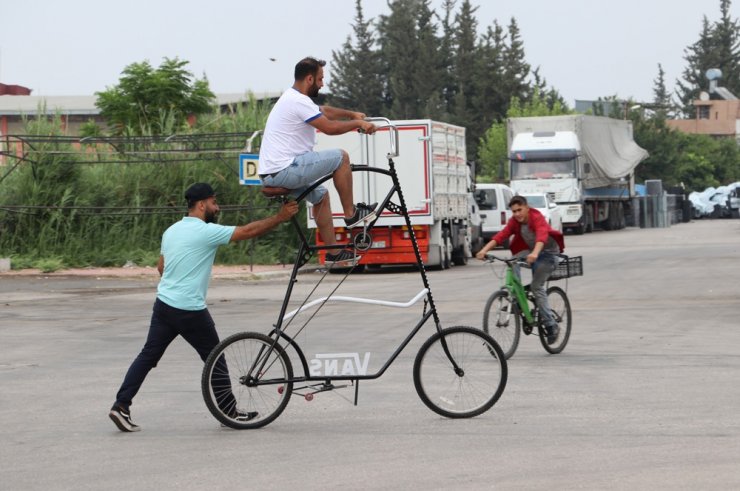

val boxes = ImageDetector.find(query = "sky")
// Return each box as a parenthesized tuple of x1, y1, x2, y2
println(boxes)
(1, 0, 736, 107)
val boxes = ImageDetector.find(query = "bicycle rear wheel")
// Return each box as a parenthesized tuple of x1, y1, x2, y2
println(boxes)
(538, 286, 572, 354)
(202, 331, 293, 429)
(413, 326, 507, 418)
(483, 290, 521, 359)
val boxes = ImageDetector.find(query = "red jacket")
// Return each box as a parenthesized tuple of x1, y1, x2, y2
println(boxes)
(493, 208, 565, 255)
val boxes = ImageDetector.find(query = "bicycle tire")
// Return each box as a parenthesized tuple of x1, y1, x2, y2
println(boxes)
(482, 290, 521, 360)
(202, 331, 293, 429)
(413, 326, 507, 418)
(538, 286, 572, 354)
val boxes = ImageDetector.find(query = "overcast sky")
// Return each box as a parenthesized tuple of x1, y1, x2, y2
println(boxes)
(1, 0, 735, 107)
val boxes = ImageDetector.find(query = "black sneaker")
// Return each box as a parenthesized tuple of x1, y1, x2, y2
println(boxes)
(325, 248, 360, 266)
(235, 410, 258, 421)
(545, 324, 560, 345)
(344, 202, 378, 228)
(221, 410, 259, 427)
(109, 404, 140, 432)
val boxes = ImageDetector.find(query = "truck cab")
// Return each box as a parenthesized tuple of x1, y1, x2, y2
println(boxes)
(509, 131, 584, 229)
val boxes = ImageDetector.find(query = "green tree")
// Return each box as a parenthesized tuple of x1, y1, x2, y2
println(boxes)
(651, 63, 674, 120)
(528, 67, 569, 113)
(676, 149, 719, 190)
(468, 22, 506, 159)
(377, 0, 423, 118)
(501, 18, 531, 106)
(95, 57, 215, 135)
(413, 0, 445, 118)
(633, 117, 683, 185)
(438, 0, 458, 117)
(449, 0, 479, 128)
(676, 0, 740, 115)
(477, 89, 569, 181)
(711, 0, 740, 94)
(328, 0, 386, 116)
(634, 114, 739, 190)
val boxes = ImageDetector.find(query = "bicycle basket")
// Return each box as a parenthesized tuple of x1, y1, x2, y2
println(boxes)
(548, 255, 583, 280)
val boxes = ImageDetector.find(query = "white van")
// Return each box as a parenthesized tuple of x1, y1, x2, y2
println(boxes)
(474, 183, 514, 242)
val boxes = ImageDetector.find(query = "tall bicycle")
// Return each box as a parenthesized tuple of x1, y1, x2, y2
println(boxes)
(482, 253, 582, 359)
(201, 118, 507, 429)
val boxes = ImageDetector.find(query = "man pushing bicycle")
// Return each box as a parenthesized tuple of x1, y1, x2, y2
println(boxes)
(476, 195, 565, 344)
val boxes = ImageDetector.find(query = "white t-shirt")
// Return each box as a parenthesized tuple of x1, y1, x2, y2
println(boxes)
(259, 88, 322, 174)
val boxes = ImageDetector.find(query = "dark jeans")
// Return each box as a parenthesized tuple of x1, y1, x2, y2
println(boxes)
(115, 298, 236, 413)
(514, 251, 559, 327)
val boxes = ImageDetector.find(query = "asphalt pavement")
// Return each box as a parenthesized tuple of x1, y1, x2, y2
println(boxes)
(1, 219, 739, 490)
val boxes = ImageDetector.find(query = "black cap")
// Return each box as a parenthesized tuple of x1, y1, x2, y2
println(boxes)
(185, 182, 215, 203)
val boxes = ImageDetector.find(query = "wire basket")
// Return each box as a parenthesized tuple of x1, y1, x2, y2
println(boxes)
(548, 255, 583, 281)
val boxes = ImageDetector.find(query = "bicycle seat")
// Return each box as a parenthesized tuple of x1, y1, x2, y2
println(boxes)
(261, 186, 292, 198)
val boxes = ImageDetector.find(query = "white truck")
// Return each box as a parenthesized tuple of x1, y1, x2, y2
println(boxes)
(507, 115, 648, 233)
(310, 119, 476, 269)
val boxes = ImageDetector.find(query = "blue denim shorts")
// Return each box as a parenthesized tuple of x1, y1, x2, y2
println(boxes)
(262, 149, 343, 204)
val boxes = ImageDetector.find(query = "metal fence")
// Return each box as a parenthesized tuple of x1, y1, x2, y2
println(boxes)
(631, 194, 690, 228)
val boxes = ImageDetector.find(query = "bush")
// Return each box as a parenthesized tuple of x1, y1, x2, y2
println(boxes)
(0, 99, 311, 268)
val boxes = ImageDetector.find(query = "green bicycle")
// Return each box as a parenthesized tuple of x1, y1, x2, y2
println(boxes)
(483, 253, 582, 359)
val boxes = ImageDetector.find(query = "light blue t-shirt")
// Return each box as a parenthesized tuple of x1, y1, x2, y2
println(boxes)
(157, 217, 235, 311)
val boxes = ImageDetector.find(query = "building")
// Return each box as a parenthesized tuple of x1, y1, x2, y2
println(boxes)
(0, 90, 282, 165)
(666, 69, 740, 143)
(666, 95, 740, 143)
(0, 91, 282, 137)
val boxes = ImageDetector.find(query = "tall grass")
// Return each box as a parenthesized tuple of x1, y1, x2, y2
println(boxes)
(0, 97, 308, 270)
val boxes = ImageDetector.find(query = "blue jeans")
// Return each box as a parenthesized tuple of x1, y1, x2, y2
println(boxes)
(262, 149, 343, 204)
(114, 298, 236, 413)
(514, 251, 559, 327)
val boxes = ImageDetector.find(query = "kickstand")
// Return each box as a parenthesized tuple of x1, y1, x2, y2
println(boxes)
(354, 379, 359, 406)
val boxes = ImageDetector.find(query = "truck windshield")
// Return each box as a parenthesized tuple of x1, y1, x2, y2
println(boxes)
(522, 195, 546, 208)
(510, 160, 576, 180)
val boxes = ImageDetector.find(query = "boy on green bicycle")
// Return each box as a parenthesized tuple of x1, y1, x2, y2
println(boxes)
(475, 195, 565, 344)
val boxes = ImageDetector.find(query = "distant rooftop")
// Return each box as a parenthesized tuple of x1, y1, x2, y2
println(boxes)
(0, 92, 283, 116)
(712, 86, 737, 101)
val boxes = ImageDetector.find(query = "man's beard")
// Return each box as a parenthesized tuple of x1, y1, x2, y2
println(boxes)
(308, 82, 320, 98)
(205, 210, 219, 224)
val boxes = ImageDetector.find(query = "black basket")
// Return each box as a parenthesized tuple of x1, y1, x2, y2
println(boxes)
(548, 255, 583, 281)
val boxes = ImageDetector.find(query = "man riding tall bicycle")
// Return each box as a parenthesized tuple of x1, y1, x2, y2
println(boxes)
(476, 195, 565, 344)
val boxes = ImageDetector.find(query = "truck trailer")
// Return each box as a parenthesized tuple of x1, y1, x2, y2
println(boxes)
(507, 115, 648, 233)
(311, 119, 476, 270)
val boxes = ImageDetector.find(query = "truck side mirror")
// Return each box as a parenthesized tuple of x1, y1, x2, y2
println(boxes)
(584, 163, 591, 174)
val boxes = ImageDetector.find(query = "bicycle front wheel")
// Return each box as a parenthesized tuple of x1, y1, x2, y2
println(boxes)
(539, 286, 572, 354)
(202, 331, 293, 429)
(483, 290, 521, 359)
(413, 326, 507, 418)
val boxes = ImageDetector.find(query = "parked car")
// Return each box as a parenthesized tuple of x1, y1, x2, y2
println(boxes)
(730, 185, 740, 218)
(474, 183, 515, 242)
(520, 193, 563, 232)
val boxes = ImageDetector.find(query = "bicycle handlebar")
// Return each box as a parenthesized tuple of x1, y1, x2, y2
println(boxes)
(363, 117, 399, 158)
(485, 252, 568, 266)
(484, 253, 528, 267)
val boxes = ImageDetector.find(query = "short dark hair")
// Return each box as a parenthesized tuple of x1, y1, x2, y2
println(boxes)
(185, 182, 215, 209)
(509, 195, 528, 208)
(294, 57, 326, 81)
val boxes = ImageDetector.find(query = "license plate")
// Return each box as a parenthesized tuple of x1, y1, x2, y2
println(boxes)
(371, 241, 386, 249)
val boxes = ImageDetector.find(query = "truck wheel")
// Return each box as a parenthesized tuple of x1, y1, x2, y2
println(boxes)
(442, 236, 452, 269)
(452, 243, 467, 266)
(603, 202, 617, 230)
